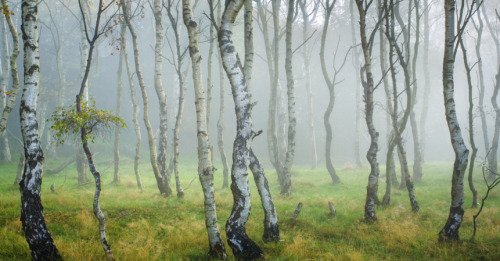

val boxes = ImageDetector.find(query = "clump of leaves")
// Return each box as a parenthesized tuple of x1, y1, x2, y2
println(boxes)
(48, 100, 126, 145)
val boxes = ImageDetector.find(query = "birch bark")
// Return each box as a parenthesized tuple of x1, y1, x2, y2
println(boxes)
(122, 0, 171, 196)
(219, 0, 264, 258)
(113, 22, 125, 184)
(438, 0, 470, 242)
(183, 0, 227, 258)
(19, 0, 62, 259)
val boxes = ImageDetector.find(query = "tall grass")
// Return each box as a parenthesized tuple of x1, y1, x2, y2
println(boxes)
(0, 156, 498, 260)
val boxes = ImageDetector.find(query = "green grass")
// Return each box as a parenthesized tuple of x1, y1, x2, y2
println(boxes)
(0, 155, 499, 260)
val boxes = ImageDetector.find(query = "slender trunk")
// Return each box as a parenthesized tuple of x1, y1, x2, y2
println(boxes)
(350, 0, 363, 168)
(76, 1, 114, 258)
(0, 15, 10, 162)
(356, 1, 381, 222)
(439, 0, 469, 242)
(281, 0, 296, 196)
(249, 149, 280, 242)
(474, 8, 489, 158)
(460, 40, 478, 207)
(320, 0, 341, 185)
(183, 1, 227, 258)
(419, 0, 431, 165)
(166, 0, 185, 197)
(0, 0, 19, 139)
(19, 1, 62, 258)
(123, 0, 171, 196)
(220, 0, 264, 259)
(298, 0, 318, 169)
(410, 0, 423, 182)
(153, 0, 170, 192)
(113, 23, 125, 184)
(124, 42, 143, 191)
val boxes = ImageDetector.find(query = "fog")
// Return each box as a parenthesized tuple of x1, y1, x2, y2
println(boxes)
(1, 0, 499, 171)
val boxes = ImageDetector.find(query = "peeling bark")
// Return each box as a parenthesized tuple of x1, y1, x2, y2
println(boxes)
(19, 1, 62, 259)
(183, 0, 227, 258)
(438, 0, 470, 242)
(219, 0, 264, 259)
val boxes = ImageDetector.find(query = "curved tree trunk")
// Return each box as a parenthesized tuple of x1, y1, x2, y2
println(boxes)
(19, 1, 62, 259)
(183, 1, 227, 258)
(460, 40, 478, 208)
(320, 0, 341, 185)
(220, 0, 264, 259)
(355, 0, 382, 222)
(124, 42, 143, 191)
(438, 0, 470, 242)
(123, 0, 171, 196)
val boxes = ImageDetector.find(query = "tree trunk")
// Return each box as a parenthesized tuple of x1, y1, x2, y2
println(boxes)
(281, 0, 297, 196)
(0, 15, 10, 162)
(350, 0, 363, 168)
(419, 0, 431, 165)
(183, 1, 227, 258)
(355, 0, 381, 222)
(298, 0, 318, 169)
(220, 0, 264, 259)
(124, 40, 143, 191)
(122, 0, 171, 196)
(249, 149, 280, 242)
(473, 8, 489, 158)
(459, 40, 478, 208)
(320, 0, 341, 185)
(113, 22, 125, 184)
(0, 0, 19, 140)
(153, 0, 170, 193)
(439, 0, 469, 242)
(19, 1, 62, 258)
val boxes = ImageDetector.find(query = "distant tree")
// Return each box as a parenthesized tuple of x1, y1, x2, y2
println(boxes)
(319, 0, 342, 185)
(122, 0, 172, 196)
(165, 0, 186, 197)
(438, 0, 479, 242)
(113, 17, 126, 184)
(182, 0, 227, 258)
(459, 37, 479, 207)
(298, 0, 320, 169)
(18, 0, 62, 259)
(0, 1, 19, 152)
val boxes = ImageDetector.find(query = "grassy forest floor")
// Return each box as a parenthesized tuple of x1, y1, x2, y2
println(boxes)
(0, 154, 499, 260)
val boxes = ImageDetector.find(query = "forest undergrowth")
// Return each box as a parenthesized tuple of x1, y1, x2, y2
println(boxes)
(0, 155, 499, 260)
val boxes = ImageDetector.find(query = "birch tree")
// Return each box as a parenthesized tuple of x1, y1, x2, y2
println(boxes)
(182, 0, 227, 258)
(122, 0, 172, 196)
(113, 21, 125, 184)
(320, 0, 342, 185)
(19, 0, 62, 259)
(165, 0, 186, 197)
(0, 13, 10, 162)
(219, 0, 266, 258)
(438, 0, 479, 242)
(355, 0, 384, 222)
(0, 1, 19, 143)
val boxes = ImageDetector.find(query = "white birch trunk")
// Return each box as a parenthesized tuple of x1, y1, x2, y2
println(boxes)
(183, 0, 227, 258)
(113, 22, 125, 184)
(438, 0, 469, 242)
(19, 1, 61, 258)
(219, 0, 263, 258)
